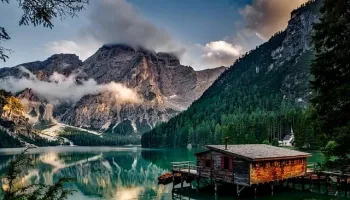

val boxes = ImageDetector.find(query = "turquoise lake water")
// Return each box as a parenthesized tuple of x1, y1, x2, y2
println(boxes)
(0, 147, 346, 200)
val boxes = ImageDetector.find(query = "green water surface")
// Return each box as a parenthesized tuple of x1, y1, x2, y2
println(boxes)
(0, 147, 345, 200)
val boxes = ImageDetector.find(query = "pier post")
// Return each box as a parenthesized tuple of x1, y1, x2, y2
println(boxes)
(279, 180, 283, 189)
(214, 181, 217, 193)
(345, 179, 348, 197)
(325, 175, 329, 195)
(172, 171, 175, 190)
(302, 177, 305, 190)
(196, 178, 200, 192)
(254, 185, 257, 198)
(270, 182, 274, 196)
(318, 174, 321, 193)
(181, 175, 183, 190)
(310, 174, 313, 191)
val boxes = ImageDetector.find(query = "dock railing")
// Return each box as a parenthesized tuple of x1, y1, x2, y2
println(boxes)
(171, 161, 201, 175)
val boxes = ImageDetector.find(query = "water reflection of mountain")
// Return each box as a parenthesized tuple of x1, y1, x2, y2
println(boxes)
(0, 150, 171, 200)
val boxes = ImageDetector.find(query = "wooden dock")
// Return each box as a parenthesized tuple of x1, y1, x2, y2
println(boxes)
(160, 165, 350, 198)
(172, 161, 199, 176)
(158, 145, 350, 198)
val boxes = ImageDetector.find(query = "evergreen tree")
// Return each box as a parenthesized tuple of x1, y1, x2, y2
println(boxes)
(141, 1, 323, 149)
(1, 148, 75, 200)
(311, 0, 350, 172)
(0, 0, 89, 62)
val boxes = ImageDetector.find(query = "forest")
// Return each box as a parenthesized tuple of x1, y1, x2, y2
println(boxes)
(141, 1, 324, 149)
(59, 127, 141, 146)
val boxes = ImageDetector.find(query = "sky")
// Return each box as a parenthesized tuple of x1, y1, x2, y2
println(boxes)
(0, 0, 308, 70)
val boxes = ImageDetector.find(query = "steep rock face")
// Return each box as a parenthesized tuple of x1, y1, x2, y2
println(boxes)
(0, 45, 225, 135)
(18, 89, 56, 124)
(195, 67, 226, 99)
(0, 90, 47, 147)
(0, 54, 83, 125)
(273, 5, 321, 107)
(60, 45, 225, 133)
(141, 0, 323, 147)
(0, 54, 82, 80)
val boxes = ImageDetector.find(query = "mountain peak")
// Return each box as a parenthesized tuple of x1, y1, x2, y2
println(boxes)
(47, 53, 81, 61)
(101, 43, 136, 52)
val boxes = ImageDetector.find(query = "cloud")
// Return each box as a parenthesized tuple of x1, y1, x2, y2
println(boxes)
(45, 0, 185, 63)
(43, 0, 307, 70)
(84, 0, 182, 53)
(197, 41, 243, 67)
(45, 40, 100, 61)
(240, 0, 308, 40)
(0, 67, 141, 105)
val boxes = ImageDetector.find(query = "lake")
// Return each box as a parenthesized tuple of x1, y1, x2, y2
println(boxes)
(0, 147, 345, 200)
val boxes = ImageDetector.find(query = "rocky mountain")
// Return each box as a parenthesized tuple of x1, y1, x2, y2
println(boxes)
(0, 89, 59, 147)
(142, 0, 323, 147)
(0, 45, 225, 138)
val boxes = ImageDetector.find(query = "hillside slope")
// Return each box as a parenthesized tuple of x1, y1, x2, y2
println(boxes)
(141, 1, 322, 148)
(0, 45, 225, 140)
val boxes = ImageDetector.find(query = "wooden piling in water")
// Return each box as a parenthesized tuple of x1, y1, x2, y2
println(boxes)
(196, 177, 200, 192)
(163, 145, 350, 198)
(270, 182, 274, 195)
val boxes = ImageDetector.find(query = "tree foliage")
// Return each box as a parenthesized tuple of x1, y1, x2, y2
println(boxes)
(0, 0, 89, 62)
(0, 27, 10, 62)
(311, 0, 350, 173)
(59, 127, 141, 146)
(141, 1, 323, 149)
(1, 148, 76, 200)
(142, 37, 321, 148)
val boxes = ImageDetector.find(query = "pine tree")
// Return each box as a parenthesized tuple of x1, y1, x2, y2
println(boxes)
(311, 0, 350, 172)
(1, 148, 75, 200)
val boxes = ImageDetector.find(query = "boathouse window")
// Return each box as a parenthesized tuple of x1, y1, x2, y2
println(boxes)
(223, 156, 230, 169)
(205, 159, 211, 167)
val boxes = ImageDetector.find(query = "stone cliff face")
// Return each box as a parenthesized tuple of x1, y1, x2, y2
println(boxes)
(0, 45, 225, 135)
(141, 0, 323, 147)
(60, 45, 225, 133)
(0, 90, 40, 146)
(272, 3, 321, 107)
(0, 54, 83, 80)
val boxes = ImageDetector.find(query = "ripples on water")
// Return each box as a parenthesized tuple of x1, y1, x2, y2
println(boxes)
(0, 147, 343, 200)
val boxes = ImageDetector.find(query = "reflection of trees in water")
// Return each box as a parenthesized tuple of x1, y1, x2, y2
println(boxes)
(36, 151, 168, 199)
(0, 150, 173, 199)
(0, 155, 13, 173)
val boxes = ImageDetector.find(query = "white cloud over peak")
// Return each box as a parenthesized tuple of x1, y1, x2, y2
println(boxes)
(204, 41, 242, 57)
(45, 0, 185, 61)
(45, 39, 101, 61)
(240, 0, 308, 40)
(198, 41, 243, 67)
(43, 0, 307, 70)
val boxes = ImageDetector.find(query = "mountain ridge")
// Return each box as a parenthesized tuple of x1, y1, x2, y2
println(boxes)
(141, 0, 322, 148)
(0, 44, 225, 143)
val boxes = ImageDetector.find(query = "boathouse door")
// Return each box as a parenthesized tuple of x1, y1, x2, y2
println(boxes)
(233, 160, 250, 186)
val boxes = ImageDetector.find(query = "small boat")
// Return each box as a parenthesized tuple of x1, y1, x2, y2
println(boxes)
(158, 172, 182, 185)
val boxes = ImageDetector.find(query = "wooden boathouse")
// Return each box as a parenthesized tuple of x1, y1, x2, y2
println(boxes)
(196, 144, 310, 187)
(163, 144, 312, 196)
(196, 144, 310, 190)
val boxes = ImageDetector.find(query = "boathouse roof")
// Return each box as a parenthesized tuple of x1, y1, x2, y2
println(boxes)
(205, 144, 311, 161)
